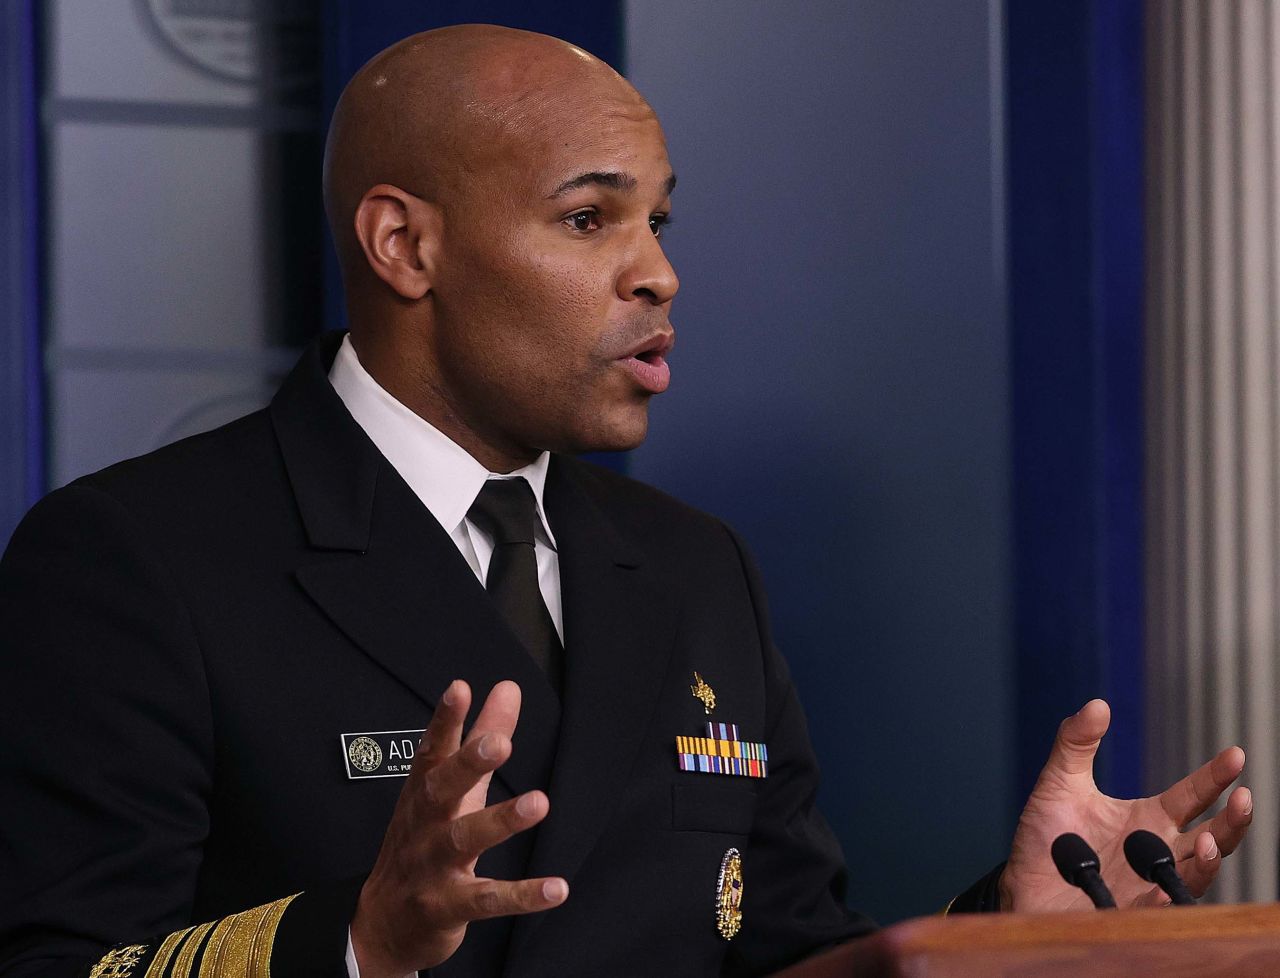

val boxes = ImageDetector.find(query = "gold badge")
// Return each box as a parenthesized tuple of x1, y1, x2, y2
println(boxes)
(691, 671, 716, 714)
(347, 736, 383, 773)
(715, 847, 744, 940)
(89, 945, 147, 978)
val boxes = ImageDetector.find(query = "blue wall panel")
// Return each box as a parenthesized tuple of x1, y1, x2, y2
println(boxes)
(627, 0, 1014, 924)
(0, 0, 42, 548)
(1007, 0, 1145, 799)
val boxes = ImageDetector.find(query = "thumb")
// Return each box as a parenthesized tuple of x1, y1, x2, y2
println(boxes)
(1041, 699, 1110, 781)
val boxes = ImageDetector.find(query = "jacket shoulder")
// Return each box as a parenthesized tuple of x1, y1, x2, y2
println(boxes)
(558, 455, 728, 531)
(13, 409, 297, 564)
(553, 454, 754, 574)
(72, 409, 278, 502)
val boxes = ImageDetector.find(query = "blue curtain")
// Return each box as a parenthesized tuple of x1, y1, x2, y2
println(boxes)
(1007, 0, 1145, 799)
(0, 0, 42, 548)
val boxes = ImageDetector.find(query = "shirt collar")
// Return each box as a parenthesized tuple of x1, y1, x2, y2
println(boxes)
(327, 334, 557, 548)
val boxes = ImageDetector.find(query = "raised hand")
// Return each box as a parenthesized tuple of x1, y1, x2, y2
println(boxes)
(1001, 699, 1252, 911)
(351, 680, 567, 977)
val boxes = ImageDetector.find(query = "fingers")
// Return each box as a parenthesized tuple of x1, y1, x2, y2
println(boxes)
(357, 679, 552, 977)
(411, 680, 525, 818)
(1132, 883, 1172, 908)
(1174, 785, 1252, 892)
(465, 680, 522, 746)
(1040, 699, 1111, 781)
(418, 680, 471, 768)
(450, 876, 569, 924)
(422, 729, 513, 815)
(1159, 745, 1246, 826)
(1177, 828, 1225, 897)
(444, 791, 549, 863)
(1124, 831, 1225, 905)
(1216, 784, 1254, 856)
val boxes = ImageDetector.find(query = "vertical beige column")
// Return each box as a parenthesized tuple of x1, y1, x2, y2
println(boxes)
(1146, 0, 1278, 904)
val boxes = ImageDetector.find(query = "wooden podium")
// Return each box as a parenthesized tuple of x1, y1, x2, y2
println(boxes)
(772, 903, 1280, 977)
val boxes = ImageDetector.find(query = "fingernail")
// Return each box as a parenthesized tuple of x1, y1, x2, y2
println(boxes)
(1207, 838, 1219, 859)
(516, 793, 539, 819)
(542, 879, 568, 902)
(477, 734, 497, 760)
(442, 681, 458, 706)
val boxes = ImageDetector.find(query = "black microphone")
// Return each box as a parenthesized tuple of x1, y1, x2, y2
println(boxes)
(1051, 832, 1117, 909)
(1124, 829, 1197, 906)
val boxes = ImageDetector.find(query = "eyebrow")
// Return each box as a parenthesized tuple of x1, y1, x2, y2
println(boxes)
(547, 171, 678, 199)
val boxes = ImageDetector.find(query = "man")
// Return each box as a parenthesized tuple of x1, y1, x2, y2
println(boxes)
(0, 24, 1254, 978)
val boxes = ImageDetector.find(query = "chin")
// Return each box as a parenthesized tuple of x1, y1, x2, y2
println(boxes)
(569, 407, 650, 455)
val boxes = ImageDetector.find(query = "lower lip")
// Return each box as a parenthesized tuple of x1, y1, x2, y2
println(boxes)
(617, 354, 671, 394)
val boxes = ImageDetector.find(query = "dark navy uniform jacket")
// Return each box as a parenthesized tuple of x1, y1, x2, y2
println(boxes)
(0, 334, 875, 978)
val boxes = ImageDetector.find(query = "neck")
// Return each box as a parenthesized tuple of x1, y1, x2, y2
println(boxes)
(347, 329, 539, 474)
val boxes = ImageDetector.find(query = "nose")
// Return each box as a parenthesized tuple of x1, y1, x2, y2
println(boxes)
(617, 229, 680, 305)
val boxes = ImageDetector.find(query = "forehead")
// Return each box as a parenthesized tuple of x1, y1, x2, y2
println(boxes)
(486, 85, 673, 196)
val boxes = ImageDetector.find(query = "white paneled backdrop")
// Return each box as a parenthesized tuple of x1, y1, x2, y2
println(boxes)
(1146, 0, 1280, 904)
(42, 1, 321, 486)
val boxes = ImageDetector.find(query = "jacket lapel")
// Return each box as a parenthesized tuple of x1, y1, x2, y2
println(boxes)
(271, 338, 678, 965)
(505, 458, 678, 964)
(270, 335, 561, 798)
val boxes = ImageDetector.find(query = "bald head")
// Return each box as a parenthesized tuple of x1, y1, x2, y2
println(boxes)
(321, 24, 678, 473)
(323, 24, 649, 279)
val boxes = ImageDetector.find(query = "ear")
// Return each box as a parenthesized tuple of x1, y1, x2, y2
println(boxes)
(352, 184, 441, 300)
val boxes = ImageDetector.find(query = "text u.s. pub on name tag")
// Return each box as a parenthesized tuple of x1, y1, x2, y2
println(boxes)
(341, 729, 426, 779)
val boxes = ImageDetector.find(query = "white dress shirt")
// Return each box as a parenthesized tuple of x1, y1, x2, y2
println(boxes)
(327, 334, 564, 641)
(327, 334, 564, 978)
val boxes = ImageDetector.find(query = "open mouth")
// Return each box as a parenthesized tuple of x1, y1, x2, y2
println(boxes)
(617, 331, 674, 394)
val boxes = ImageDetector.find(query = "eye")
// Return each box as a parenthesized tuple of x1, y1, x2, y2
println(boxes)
(564, 209, 601, 233)
(649, 213, 672, 238)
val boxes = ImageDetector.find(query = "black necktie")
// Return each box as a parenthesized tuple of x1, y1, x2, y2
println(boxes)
(467, 478, 563, 692)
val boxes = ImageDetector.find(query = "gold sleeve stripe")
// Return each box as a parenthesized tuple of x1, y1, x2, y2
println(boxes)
(166, 893, 300, 978)
(197, 913, 239, 978)
(143, 926, 193, 978)
(170, 921, 216, 978)
(253, 894, 297, 978)
(86, 893, 299, 978)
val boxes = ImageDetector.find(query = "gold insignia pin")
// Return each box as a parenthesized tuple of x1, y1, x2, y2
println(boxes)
(715, 848, 744, 940)
(691, 671, 716, 714)
(89, 945, 148, 978)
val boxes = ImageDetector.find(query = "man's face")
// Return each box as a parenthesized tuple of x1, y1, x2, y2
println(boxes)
(427, 87, 679, 462)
